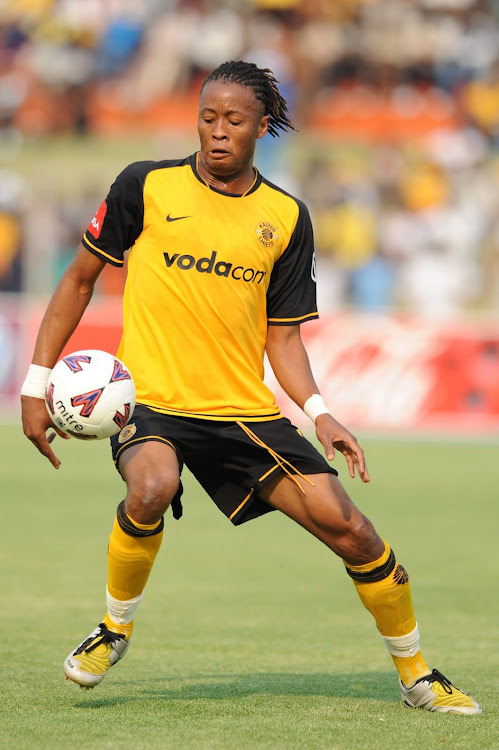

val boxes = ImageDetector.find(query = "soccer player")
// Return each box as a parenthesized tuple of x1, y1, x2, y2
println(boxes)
(21, 61, 480, 714)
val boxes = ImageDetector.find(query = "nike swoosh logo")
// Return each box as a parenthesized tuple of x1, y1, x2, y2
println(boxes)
(166, 214, 191, 222)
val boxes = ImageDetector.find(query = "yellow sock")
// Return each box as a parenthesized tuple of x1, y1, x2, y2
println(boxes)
(103, 611, 133, 640)
(391, 652, 430, 688)
(107, 513, 163, 601)
(345, 540, 430, 687)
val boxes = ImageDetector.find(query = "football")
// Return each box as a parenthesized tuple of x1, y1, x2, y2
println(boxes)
(45, 349, 136, 440)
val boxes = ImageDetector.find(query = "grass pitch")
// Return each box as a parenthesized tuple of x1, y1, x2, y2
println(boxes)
(1, 425, 498, 749)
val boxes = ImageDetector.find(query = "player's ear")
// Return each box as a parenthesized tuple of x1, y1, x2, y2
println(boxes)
(257, 114, 270, 139)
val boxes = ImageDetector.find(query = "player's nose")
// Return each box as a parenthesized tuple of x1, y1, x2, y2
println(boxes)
(212, 120, 228, 139)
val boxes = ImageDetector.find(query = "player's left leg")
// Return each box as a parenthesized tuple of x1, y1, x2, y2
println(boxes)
(261, 472, 481, 714)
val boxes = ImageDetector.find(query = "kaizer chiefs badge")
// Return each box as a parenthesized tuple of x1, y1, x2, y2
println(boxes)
(256, 221, 278, 248)
(118, 423, 137, 443)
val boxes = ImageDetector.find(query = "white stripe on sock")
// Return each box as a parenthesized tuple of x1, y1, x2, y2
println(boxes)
(106, 587, 143, 625)
(382, 624, 421, 657)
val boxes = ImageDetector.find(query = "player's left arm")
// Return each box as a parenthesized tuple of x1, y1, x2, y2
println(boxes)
(265, 324, 370, 482)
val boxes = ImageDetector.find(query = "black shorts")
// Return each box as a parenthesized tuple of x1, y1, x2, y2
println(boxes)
(110, 405, 337, 526)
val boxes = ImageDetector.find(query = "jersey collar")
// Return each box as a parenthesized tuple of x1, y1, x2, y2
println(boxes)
(189, 153, 262, 197)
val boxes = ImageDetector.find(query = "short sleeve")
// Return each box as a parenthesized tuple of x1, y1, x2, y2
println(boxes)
(266, 200, 318, 325)
(82, 161, 153, 266)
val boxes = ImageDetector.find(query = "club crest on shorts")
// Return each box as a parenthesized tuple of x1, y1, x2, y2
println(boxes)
(256, 221, 278, 248)
(118, 423, 137, 443)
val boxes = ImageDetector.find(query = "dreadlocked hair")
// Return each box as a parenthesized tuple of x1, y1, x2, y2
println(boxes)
(202, 60, 296, 138)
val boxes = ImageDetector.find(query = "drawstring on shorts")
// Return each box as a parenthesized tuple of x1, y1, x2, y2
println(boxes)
(236, 421, 315, 495)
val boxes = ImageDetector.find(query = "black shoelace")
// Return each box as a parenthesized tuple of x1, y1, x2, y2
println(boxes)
(417, 668, 454, 694)
(74, 623, 126, 655)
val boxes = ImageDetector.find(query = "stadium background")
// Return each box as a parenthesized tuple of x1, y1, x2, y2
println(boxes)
(1, 0, 499, 435)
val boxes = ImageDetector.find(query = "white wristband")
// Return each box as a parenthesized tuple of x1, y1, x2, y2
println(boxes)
(20, 364, 51, 399)
(303, 394, 330, 424)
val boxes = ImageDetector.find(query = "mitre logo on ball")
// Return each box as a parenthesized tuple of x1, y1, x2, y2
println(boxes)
(45, 349, 136, 440)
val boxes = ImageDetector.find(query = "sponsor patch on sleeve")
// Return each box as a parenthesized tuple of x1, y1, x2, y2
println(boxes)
(87, 200, 107, 239)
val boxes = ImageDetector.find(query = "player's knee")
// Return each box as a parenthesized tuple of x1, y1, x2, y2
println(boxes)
(337, 515, 382, 565)
(125, 471, 179, 523)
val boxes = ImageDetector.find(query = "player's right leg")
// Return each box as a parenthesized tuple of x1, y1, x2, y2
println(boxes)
(63, 440, 180, 688)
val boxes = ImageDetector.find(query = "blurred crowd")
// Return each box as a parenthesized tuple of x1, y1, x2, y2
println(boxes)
(1, 0, 499, 318)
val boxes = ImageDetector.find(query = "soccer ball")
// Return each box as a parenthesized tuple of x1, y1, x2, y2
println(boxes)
(45, 349, 136, 440)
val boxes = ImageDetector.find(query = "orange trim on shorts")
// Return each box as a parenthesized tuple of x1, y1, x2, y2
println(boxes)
(114, 435, 176, 464)
(228, 439, 315, 522)
(229, 488, 254, 521)
(143, 403, 283, 422)
(228, 466, 280, 521)
(258, 464, 280, 484)
(236, 421, 314, 495)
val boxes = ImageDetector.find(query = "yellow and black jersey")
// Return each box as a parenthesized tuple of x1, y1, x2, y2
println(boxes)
(82, 153, 318, 421)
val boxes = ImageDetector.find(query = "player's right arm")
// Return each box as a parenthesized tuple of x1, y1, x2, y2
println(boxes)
(21, 244, 106, 469)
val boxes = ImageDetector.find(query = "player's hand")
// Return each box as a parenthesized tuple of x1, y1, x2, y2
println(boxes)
(21, 395, 70, 469)
(315, 413, 370, 483)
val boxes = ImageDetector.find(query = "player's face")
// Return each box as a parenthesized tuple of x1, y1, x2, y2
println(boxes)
(198, 81, 269, 181)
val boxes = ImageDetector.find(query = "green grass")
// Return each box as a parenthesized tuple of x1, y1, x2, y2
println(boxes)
(1, 425, 498, 749)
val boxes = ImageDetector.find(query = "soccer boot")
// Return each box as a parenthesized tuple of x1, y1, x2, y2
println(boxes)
(401, 668, 482, 714)
(63, 622, 130, 688)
